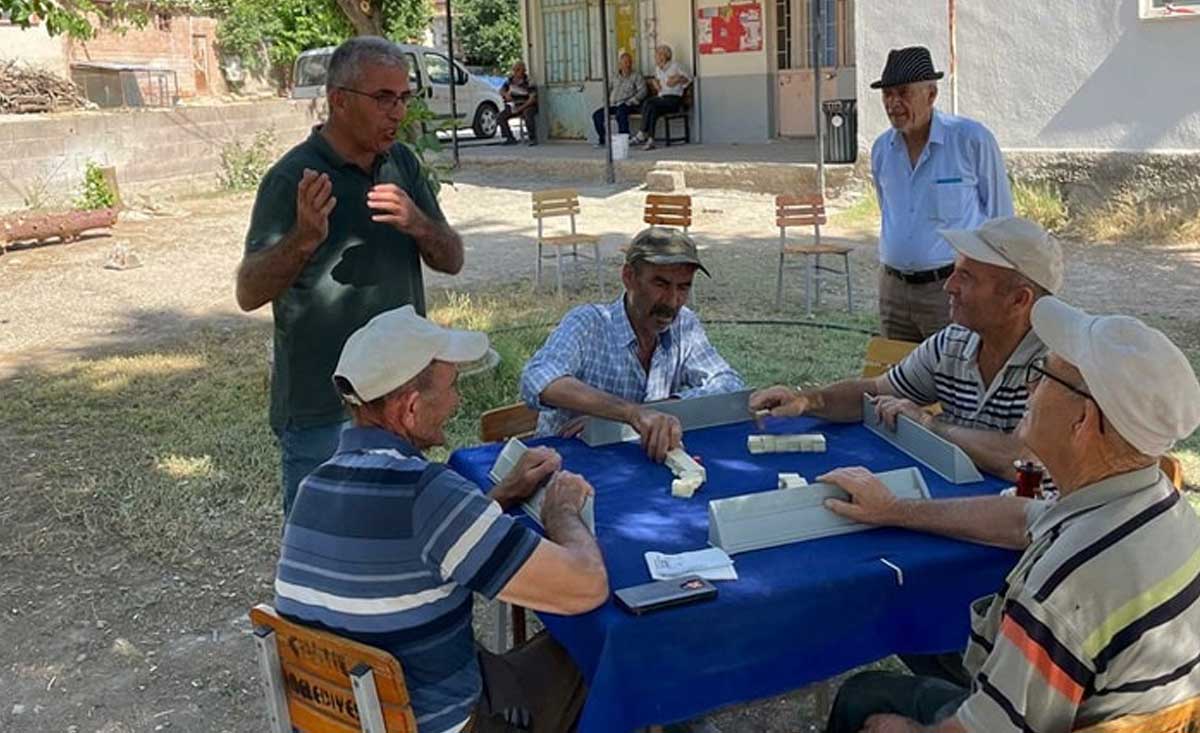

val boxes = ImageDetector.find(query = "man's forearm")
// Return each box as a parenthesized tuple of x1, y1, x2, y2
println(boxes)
(891, 495, 1030, 550)
(235, 228, 317, 311)
(540, 377, 638, 424)
(412, 216, 464, 275)
(543, 504, 604, 574)
(931, 422, 1022, 481)
(804, 378, 881, 421)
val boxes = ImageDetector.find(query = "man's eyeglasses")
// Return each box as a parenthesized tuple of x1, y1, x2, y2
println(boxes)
(338, 87, 413, 111)
(1025, 356, 1104, 432)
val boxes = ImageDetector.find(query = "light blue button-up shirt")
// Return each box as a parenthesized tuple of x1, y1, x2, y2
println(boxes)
(871, 109, 1013, 271)
(519, 295, 745, 436)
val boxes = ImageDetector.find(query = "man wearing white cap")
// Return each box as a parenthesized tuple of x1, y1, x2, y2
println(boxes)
(819, 300, 1200, 733)
(273, 305, 608, 733)
(753, 216, 1063, 482)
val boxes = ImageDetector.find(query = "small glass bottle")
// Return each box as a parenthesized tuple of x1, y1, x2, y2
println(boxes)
(1014, 460, 1044, 499)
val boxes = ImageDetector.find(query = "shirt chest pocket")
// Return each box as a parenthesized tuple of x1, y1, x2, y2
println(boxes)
(932, 181, 977, 222)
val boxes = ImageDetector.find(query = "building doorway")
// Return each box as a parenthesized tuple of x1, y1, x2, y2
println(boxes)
(774, 0, 855, 137)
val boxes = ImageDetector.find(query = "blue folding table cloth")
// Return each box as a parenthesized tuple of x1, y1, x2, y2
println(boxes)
(448, 416, 1019, 732)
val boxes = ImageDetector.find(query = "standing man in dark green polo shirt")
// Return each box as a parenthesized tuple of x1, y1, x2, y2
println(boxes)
(235, 36, 465, 516)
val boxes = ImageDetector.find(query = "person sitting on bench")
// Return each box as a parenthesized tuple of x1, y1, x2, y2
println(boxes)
(592, 51, 647, 146)
(631, 45, 690, 152)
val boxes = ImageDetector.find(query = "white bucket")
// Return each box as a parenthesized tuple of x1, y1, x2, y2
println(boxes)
(611, 133, 630, 160)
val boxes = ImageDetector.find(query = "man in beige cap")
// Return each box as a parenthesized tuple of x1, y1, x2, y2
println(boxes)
(819, 299, 1200, 733)
(275, 305, 607, 733)
(520, 227, 744, 461)
(753, 216, 1063, 483)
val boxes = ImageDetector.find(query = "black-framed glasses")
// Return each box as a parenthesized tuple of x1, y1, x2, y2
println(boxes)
(1025, 356, 1105, 432)
(338, 87, 413, 111)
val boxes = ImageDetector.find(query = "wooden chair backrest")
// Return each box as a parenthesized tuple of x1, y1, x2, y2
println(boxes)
(1161, 454, 1185, 491)
(480, 403, 539, 443)
(644, 194, 692, 229)
(532, 189, 581, 222)
(861, 336, 920, 378)
(250, 604, 417, 733)
(1073, 695, 1200, 733)
(776, 194, 827, 228)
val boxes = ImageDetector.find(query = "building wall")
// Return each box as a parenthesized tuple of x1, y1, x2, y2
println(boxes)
(0, 99, 317, 211)
(0, 22, 68, 77)
(693, 0, 772, 143)
(856, 0, 1200, 152)
(68, 13, 228, 99)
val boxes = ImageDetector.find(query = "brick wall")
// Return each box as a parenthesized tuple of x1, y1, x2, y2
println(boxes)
(68, 14, 227, 99)
(0, 99, 322, 211)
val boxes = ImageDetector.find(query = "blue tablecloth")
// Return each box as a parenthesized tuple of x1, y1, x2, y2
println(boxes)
(448, 416, 1019, 732)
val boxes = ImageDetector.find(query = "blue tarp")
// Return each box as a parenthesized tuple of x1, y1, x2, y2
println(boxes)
(448, 416, 1018, 732)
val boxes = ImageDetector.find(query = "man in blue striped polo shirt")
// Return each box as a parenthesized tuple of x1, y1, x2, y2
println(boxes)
(752, 217, 1063, 483)
(819, 298, 1200, 733)
(274, 305, 608, 733)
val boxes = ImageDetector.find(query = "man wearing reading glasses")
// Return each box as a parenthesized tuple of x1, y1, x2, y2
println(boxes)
(236, 36, 465, 517)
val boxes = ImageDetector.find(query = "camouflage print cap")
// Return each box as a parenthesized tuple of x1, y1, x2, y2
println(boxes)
(624, 226, 711, 277)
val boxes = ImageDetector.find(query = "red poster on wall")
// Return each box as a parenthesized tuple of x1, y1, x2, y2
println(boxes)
(697, 2, 764, 54)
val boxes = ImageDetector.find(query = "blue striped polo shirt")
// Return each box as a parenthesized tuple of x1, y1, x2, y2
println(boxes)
(274, 427, 542, 733)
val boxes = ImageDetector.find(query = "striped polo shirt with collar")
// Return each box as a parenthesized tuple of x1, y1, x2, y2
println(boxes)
(955, 464, 1200, 732)
(886, 323, 1045, 433)
(274, 426, 542, 733)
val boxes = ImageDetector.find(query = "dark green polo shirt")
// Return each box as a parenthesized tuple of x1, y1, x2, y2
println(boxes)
(244, 126, 445, 431)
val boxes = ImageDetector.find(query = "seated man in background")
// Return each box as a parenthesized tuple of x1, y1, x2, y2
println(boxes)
(819, 297, 1200, 733)
(520, 227, 744, 462)
(630, 44, 690, 151)
(752, 217, 1063, 483)
(275, 305, 608, 733)
(498, 60, 539, 146)
(592, 51, 647, 146)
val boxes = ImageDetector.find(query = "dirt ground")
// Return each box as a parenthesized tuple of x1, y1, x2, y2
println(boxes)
(3, 171, 1200, 733)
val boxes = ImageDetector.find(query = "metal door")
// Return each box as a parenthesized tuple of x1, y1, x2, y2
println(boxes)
(191, 34, 210, 95)
(774, 0, 856, 138)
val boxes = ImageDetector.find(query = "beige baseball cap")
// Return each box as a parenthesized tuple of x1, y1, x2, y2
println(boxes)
(1031, 297, 1200, 456)
(333, 305, 488, 405)
(940, 216, 1064, 293)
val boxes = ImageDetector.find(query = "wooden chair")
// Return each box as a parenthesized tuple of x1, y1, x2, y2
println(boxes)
(860, 336, 920, 378)
(643, 193, 692, 232)
(1073, 695, 1200, 733)
(776, 194, 853, 316)
(532, 189, 604, 297)
(1162, 454, 1185, 491)
(479, 403, 540, 651)
(250, 603, 417, 733)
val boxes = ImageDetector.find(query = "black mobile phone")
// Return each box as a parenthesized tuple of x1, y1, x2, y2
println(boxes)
(614, 575, 718, 615)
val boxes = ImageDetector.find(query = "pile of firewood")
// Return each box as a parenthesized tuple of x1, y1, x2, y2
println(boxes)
(0, 61, 90, 115)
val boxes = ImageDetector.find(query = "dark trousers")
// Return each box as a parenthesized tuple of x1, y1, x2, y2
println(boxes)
(639, 95, 683, 137)
(499, 104, 537, 141)
(592, 104, 635, 139)
(898, 652, 972, 688)
(825, 670, 969, 733)
(470, 631, 587, 733)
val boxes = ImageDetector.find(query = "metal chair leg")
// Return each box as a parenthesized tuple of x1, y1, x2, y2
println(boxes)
(594, 242, 604, 297)
(776, 227, 786, 310)
(814, 253, 823, 308)
(805, 253, 815, 318)
(555, 247, 563, 297)
(535, 242, 543, 289)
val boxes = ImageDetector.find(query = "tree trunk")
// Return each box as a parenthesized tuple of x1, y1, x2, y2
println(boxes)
(334, 0, 386, 36)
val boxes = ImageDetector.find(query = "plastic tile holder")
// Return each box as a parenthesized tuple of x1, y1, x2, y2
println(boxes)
(861, 394, 984, 484)
(489, 437, 596, 534)
(581, 389, 756, 447)
(708, 467, 931, 555)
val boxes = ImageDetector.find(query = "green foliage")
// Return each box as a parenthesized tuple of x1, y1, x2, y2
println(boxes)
(381, 0, 432, 43)
(397, 97, 453, 196)
(75, 161, 117, 211)
(453, 0, 521, 70)
(0, 0, 146, 39)
(1012, 179, 1069, 233)
(218, 129, 277, 191)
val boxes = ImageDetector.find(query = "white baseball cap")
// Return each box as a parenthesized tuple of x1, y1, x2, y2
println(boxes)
(940, 216, 1064, 293)
(1031, 297, 1200, 456)
(333, 305, 488, 405)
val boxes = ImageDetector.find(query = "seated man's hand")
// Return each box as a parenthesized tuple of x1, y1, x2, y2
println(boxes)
(628, 407, 682, 462)
(557, 415, 589, 439)
(818, 467, 902, 526)
(749, 385, 813, 417)
(496, 447, 561, 504)
(871, 395, 932, 430)
(540, 470, 594, 524)
(861, 713, 924, 733)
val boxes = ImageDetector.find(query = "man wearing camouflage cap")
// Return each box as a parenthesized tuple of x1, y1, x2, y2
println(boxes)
(520, 227, 744, 462)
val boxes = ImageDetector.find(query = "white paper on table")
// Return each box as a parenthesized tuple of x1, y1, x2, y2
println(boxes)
(645, 548, 737, 581)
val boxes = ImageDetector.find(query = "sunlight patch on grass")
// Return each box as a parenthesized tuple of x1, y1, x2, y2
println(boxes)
(156, 454, 220, 481)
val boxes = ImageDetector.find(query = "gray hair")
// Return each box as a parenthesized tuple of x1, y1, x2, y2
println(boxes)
(656, 44, 673, 60)
(327, 36, 409, 90)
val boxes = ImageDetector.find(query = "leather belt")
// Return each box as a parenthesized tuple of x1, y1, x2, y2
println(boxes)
(883, 264, 955, 285)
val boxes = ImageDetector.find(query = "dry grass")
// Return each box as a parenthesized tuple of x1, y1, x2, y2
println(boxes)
(1071, 191, 1200, 244)
(1012, 180, 1069, 233)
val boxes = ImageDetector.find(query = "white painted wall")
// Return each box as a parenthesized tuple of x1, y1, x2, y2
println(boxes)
(857, 1, 1200, 152)
(0, 24, 68, 77)
(693, 0, 772, 142)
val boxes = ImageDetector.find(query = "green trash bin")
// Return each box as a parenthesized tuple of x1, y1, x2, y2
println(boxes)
(822, 99, 858, 164)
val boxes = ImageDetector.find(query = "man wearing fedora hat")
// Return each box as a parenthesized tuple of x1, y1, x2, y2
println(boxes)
(869, 46, 1013, 342)
(816, 300, 1200, 733)
(520, 227, 744, 462)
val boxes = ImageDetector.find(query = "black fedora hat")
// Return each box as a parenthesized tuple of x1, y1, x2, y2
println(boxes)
(870, 46, 944, 89)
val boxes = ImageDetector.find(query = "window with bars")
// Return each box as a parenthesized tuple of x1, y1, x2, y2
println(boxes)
(777, 0, 855, 70)
(542, 0, 591, 83)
